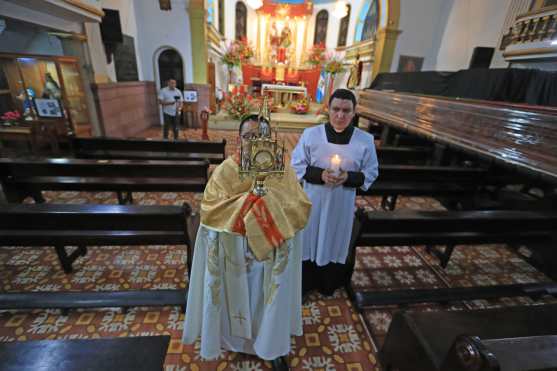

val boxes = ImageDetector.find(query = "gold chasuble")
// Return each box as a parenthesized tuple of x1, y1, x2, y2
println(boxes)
(200, 156, 311, 260)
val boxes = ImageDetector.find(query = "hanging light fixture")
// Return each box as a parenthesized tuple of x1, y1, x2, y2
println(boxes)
(246, 0, 263, 10)
(332, 0, 348, 18)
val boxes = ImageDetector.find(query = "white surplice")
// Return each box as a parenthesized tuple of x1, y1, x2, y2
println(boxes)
(182, 224, 303, 360)
(291, 124, 379, 266)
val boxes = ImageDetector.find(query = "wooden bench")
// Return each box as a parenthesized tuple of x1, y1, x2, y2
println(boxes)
(380, 304, 557, 371)
(0, 336, 170, 371)
(0, 203, 195, 310)
(441, 334, 557, 371)
(0, 203, 194, 273)
(357, 165, 492, 210)
(349, 209, 557, 309)
(0, 157, 209, 204)
(72, 136, 227, 164)
(377, 146, 433, 165)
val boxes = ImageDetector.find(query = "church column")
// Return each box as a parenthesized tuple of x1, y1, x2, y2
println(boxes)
(188, 0, 208, 83)
(372, 0, 401, 78)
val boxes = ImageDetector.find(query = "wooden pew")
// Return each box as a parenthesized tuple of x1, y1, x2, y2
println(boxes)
(349, 208, 557, 309)
(0, 336, 170, 371)
(0, 203, 194, 273)
(0, 157, 209, 204)
(377, 146, 434, 165)
(0, 203, 195, 310)
(380, 305, 557, 371)
(441, 334, 557, 371)
(72, 136, 227, 164)
(357, 164, 493, 210)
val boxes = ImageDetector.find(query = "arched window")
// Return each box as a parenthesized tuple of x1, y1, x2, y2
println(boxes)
(337, 4, 351, 47)
(235, 2, 247, 40)
(219, 0, 225, 35)
(314, 10, 329, 46)
(361, 0, 379, 41)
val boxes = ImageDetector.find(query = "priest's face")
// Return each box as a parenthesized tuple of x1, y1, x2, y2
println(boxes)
(329, 98, 355, 132)
(239, 119, 259, 151)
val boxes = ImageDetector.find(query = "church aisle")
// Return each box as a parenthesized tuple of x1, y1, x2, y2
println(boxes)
(1, 129, 554, 370)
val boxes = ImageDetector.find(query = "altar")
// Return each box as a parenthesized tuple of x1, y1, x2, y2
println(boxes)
(262, 84, 307, 107)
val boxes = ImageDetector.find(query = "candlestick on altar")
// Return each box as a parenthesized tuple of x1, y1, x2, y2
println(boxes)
(330, 154, 341, 175)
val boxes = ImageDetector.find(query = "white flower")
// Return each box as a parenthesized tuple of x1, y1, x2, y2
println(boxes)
(366, 311, 391, 333)
(415, 269, 437, 284)
(14, 266, 50, 284)
(327, 324, 361, 353)
(383, 256, 402, 268)
(351, 271, 371, 287)
(28, 310, 67, 334)
(361, 255, 382, 268)
(230, 361, 264, 371)
(371, 271, 393, 286)
(402, 255, 422, 267)
(129, 265, 157, 284)
(7, 250, 41, 266)
(301, 356, 336, 370)
(71, 265, 104, 284)
(302, 302, 321, 325)
(167, 307, 184, 330)
(394, 270, 415, 285)
(99, 308, 137, 332)
(113, 251, 141, 266)
(94, 283, 121, 291)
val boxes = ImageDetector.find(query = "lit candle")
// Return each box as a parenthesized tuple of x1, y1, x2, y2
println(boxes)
(330, 154, 341, 174)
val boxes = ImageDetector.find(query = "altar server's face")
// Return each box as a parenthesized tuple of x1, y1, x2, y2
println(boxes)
(330, 98, 355, 132)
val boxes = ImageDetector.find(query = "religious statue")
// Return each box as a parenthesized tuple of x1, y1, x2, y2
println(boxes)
(269, 22, 280, 64)
(347, 54, 363, 89)
(278, 24, 292, 64)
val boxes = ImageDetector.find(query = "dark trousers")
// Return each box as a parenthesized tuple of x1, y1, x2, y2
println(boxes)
(302, 260, 354, 296)
(163, 113, 179, 139)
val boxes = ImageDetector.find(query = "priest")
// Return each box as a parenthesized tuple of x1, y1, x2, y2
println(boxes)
(182, 114, 311, 369)
(291, 89, 379, 297)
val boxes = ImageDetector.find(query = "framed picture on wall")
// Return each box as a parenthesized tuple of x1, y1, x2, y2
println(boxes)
(397, 55, 424, 72)
(33, 98, 64, 118)
(183, 90, 198, 103)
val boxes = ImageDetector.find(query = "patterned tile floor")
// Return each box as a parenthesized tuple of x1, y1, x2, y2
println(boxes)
(1, 127, 554, 370)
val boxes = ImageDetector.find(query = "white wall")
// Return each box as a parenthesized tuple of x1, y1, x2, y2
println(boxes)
(133, 0, 193, 86)
(434, 0, 512, 71)
(391, 0, 447, 72)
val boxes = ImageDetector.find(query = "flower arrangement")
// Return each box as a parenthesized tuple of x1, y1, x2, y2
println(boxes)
(307, 44, 326, 66)
(222, 42, 241, 68)
(324, 52, 345, 75)
(221, 39, 255, 67)
(236, 38, 255, 63)
(223, 91, 254, 120)
(1, 110, 21, 126)
(290, 95, 310, 114)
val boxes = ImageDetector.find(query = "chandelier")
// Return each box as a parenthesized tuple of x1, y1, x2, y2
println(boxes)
(332, 0, 348, 18)
(246, 0, 263, 10)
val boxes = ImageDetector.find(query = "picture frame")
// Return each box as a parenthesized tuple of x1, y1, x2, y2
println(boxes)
(183, 90, 198, 103)
(397, 55, 424, 73)
(33, 98, 64, 118)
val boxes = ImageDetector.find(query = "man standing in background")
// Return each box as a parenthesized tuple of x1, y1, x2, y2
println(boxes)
(158, 78, 183, 140)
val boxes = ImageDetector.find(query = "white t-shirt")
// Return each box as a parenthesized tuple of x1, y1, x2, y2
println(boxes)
(158, 87, 183, 116)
